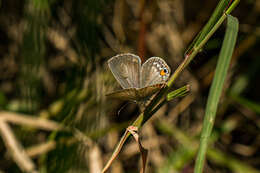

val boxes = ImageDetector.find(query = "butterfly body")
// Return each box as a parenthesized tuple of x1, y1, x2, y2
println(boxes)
(107, 53, 171, 110)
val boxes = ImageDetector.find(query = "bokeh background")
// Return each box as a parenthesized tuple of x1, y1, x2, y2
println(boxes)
(0, 0, 259, 173)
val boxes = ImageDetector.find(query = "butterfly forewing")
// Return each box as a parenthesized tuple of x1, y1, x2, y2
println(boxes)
(108, 53, 141, 89)
(140, 57, 171, 88)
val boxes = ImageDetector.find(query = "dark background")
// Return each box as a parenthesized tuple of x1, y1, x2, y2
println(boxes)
(0, 0, 259, 172)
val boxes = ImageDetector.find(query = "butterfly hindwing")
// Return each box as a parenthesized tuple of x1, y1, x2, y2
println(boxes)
(108, 53, 141, 89)
(140, 57, 171, 88)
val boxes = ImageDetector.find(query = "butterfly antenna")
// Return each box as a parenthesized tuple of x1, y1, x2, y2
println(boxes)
(117, 102, 130, 116)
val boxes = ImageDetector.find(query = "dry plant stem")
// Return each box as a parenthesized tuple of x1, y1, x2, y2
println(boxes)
(26, 141, 56, 158)
(0, 119, 37, 173)
(102, 124, 148, 173)
(0, 111, 65, 173)
(89, 144, 103, 173)
(127, 126, 148, 173)
(0, 111, 63, 131)
(101, 128, 131, 173)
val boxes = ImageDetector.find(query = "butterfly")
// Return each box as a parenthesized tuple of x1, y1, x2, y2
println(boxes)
(106, 53, 171, 110)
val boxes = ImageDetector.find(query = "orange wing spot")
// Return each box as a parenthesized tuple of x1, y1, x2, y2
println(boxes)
(160, 69, 166, 76)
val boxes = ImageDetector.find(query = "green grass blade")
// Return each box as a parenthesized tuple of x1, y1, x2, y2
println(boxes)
(149, 85, 190, 116)
(167, 85, 190, 101)
(194, 15, 239, 173)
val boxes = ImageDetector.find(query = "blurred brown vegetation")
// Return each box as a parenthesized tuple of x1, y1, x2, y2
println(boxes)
(0, 0, 259, 173)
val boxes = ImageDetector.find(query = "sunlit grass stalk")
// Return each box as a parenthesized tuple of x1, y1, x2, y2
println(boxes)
(194, 15, 239, 173)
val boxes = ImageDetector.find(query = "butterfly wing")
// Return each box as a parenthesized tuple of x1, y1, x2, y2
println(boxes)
(108, 53, 141, 89)
(106, 84, 165, 102)
(106, 88, 139, 102)
(140, 57, 171, 88)
(135, 83, 166, 100)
